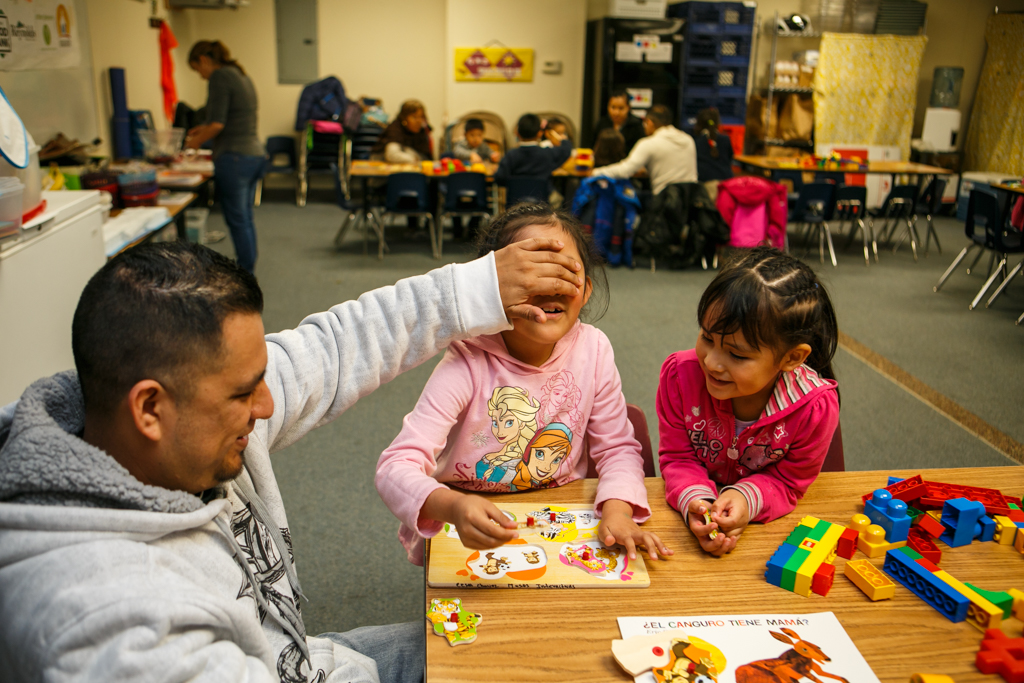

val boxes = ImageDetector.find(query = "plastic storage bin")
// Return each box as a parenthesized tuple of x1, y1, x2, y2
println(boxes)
(0, 131, 41, 219)
(0, 178, 25, 242)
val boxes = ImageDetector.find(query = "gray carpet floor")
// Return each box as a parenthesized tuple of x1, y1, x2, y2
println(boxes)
(206, 189, 1020, 635)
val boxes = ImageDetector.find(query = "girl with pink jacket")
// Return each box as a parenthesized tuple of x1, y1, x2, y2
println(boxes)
(658, 247, 840, 556)
(377, 205, 670, 565)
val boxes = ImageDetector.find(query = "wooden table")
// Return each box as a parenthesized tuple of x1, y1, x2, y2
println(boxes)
(107, 192, 197, 256)
(992, 183, 1024, 196)
(424, 468, 1024, 682)
(736, 155, 952, 178)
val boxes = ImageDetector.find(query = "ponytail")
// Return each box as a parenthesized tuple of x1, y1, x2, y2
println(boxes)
(697, 246, 839, 391)
(188, 40, 245, 75)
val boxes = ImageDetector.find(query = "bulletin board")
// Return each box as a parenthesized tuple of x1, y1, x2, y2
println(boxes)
(454, 47, 534, 82)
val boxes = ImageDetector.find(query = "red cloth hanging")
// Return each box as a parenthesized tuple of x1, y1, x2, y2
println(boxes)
(159, 21, 178, 122)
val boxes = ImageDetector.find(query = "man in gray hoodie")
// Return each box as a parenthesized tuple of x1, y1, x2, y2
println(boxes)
(0, 238, 582, 683)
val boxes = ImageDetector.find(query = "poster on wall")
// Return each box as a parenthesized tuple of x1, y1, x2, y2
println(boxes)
(454, 47, 534, 82)
(0, 0, 81, 71)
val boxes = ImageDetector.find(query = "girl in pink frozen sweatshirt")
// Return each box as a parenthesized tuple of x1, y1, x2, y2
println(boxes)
(658, 247, 840, 556)
(376, 204, 671, 565)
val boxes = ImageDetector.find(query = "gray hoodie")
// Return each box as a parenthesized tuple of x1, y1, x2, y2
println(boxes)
(0, 254, 509, 683)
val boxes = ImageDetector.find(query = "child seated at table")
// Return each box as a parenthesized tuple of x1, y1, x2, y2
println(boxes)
(494, 113, 573, 185)
(376, 204, 671, 565)
(452, 118, 500, 164)
(539, 117, 571, 148)
(658, 247, 840, 556)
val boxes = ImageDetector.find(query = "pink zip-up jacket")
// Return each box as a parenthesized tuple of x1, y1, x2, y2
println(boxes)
(376, 322, 650, 564)
(657, 350, 839, 522)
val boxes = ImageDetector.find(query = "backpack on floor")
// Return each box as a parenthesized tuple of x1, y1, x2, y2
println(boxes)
(571, 177, 641, 267)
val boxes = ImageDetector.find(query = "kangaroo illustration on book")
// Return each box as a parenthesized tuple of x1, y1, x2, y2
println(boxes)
(735, 628, 849, 683)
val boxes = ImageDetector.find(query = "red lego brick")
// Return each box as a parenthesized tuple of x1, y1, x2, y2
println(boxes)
(915, 512, 945, 538)
(836, 528, 858, 560)
(811, 563, 835, 597)
(976, 628, 1024, 683)
(907, 526, 943, 565)
(860, 474, 927, 505)
(915, 556, 941, 573)
(921, 481, 1011, 516)
(1008, 508, 1024, 523)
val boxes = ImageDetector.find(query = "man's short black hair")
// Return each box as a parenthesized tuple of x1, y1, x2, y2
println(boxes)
(608, 89, 630, 105)
(646, 104, 674, 128)
(517, 113, 541, 140)
(72, 241, 264, 416)
(464, 118, 484, 133)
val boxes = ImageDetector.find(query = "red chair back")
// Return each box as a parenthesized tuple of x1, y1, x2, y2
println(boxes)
(586, 403, 655, 478)
(820, 422, 845, 472)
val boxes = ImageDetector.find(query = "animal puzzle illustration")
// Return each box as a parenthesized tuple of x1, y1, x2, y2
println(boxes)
(734, 628, 848, 683)
(427, 503, 650, 589)
(652, 635, 724, 683)
(426, 597, 482, 646)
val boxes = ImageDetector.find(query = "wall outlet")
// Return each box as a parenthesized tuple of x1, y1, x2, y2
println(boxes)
(542, 60, 563, 75)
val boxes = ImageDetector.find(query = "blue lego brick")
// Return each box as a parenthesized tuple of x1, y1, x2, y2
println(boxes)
(882, 547, 970, 622)
(979, 515, 996, 542)
(765, 543, 798, 587)
(939, 498, 985, 548)
(887, 476, 905, 486)
(865, 489, 911, 543)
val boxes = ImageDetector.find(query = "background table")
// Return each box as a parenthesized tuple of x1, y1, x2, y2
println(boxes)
(425, 468, 1023, 682)
(735, 156, 952, 178)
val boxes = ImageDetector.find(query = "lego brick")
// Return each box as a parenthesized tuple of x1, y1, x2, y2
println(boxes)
(993, 515, 1017, 544)
(906, 505, 924, 520)
(915, 512, 945, 539)
(785, 524, 812, 547)
(850, 513, 872, 535)
(1008, 588, 1024, 621)
(976, 628, 1024, 683)
(965, 584, 1014, 619)
(1009, 507, 1024, 523)
(836, 528, 858, 560)
(906, 526, 942, 564)
(932, 569, 1003, 631)
(844, 559, 895, 601)
(939, 498, 985, 548)
(865, 489, 911, 542)
(781, 545, 812, 592)
(920, 480, 1011, 515)
(794, 523, 844, 596)
(765, 542, 798, 587)
(858, 523, 907, 558)
(979, 515, 996, 542)
(910, 676, 954, 683)
(915, 556, 941, 573)
(886, 476, 904, 486)
(811, 563, 835, 597)
(926, 510, 942, 522)
(1016, 526, 1024, 554)
(882, 548, 970, 622)
(799, 515, 821, 528)
(860, 474, 926, 506)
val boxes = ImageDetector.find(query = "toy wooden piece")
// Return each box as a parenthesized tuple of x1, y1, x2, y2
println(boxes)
(993, 515, 1017, 544)
(702, 508, 719, 540)
(652, 637, 721, 683)
(611, 628, 689, 676)
(844, 558, 895, 601)
(426, 598, 482, 647)
(915, 511, 945, 539)
(976, 628, 1024, 683)
(858, 523, 907, 558)
(910, 675, 955, 683)
(836, 527, 858, 560)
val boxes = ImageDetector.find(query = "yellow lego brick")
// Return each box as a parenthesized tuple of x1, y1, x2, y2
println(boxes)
(1016, 527, 1024, 555)
(800, 515, 821, 528)
(1008, 588, 1024, 621)
(926, 510, 941, 522)
(856, 524, 907, 558)
(993, 515, 1016, 544)
(844, 559, 895, 601)
(794, 524, 845, 596)
(910, 676, 955, 683)
(932, 570, 1002, 632)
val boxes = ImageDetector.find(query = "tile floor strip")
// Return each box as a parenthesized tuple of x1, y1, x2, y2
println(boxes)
(838, 331, 1024, 465)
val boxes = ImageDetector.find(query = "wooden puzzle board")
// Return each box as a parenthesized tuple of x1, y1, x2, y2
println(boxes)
(426, 503, 650, 589)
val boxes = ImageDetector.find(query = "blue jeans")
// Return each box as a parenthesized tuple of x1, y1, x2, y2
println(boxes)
(214, 152, 264, 273)
(320, 622, 424, 683)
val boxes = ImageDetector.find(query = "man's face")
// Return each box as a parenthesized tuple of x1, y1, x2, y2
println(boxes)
(165, 313, 274, 493)
(465, 128, 484, 149)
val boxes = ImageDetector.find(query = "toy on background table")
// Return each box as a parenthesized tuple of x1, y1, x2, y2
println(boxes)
(914, 510, 945, 539)
(844, 559, 895, 601)
(861, 476, 1012, 516)
(765, 516, 845, 596)
(976, 629, 1024, 683)
(426, 597, 481, 646)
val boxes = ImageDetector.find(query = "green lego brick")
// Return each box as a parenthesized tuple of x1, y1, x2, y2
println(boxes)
(1010, 502, 1021, 511)
(965, 583, 1014, 619)
(785, 525, 812, 547)
(780, 547, 811, 592)
(906, 505, 924, 519)
(897, 545, 923, 560)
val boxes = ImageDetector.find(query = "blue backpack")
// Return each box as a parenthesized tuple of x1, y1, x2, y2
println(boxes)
(571, 177, 641, 267)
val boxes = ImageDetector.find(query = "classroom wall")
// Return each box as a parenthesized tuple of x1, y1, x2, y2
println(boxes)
(445, 0, 587, 140)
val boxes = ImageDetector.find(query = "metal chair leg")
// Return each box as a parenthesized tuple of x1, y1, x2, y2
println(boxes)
(334, 210, 357, 249)
(986, 259, 1023, 308)
(966, 248, 985, 275)
(970, 254, 1006, 310)
(254, 178, 263, 207)
(1017, 309, 1024, 325)
(934, 244, 974, 292)
(868, 219, 878, 262)
(818, 224, 826, 264)
(822, 222, 837, 266)
(298, 172, 308, 208)
(926, 215, 941, 255)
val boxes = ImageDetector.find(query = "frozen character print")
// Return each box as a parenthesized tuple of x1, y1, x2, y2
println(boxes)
(510, 422, 573, 491)
(739, 443, 786, 471)
(538, 369, 583, 433)
(475, 386, 540, 484)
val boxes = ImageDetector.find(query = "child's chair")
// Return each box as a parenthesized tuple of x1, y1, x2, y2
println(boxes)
(836, 185, 874, 266)
(378, 173, 437, 260)
(437, 172, 491, 257)
(870, 184, 919, 258)
(585, 404, 655, 478)
(258, 136, 299, 207)
(907, 178, 947, 256)
(791, 183, 838, 266)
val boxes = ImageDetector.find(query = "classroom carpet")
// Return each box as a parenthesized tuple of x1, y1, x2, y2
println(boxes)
(205, 191, 1021, 635)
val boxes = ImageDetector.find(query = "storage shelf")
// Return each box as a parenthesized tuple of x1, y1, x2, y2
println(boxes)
(769, 86, 814, 94)
(776, 31, 822, 38)
(762, 138, 815, 148)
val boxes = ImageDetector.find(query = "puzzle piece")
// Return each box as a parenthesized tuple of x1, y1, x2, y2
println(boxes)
(611, 629, 689, 676)
(426, 597, 482, 646)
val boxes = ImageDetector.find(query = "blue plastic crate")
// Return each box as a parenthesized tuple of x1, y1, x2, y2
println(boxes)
(718, 33, 752, 66)
(714, 65, 747, 96)
(669, 1, 723, 33)
(719, 2, 756, 32)
(686, 34, 719, 64)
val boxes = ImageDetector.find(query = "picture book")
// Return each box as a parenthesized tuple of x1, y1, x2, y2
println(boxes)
(616, 612, 879, 683)
(426, 503, 650, 589)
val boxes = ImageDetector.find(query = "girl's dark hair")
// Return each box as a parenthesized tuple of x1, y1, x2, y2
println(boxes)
(398, 99, 426, 124)
(188, 40, 245, 75)
(697, 246, 838, 384)
(593, 128, 626, 167)
(694, 108, 721, 158)
(476, 203, 609, 322)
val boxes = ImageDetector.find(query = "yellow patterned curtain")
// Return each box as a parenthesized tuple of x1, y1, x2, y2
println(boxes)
(813, 33, 927, 159)
(964, 15, 1024, 175)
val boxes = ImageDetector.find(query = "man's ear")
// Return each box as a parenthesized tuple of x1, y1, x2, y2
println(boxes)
(779, 344, 812, 372)
(126, 379, 174, 443)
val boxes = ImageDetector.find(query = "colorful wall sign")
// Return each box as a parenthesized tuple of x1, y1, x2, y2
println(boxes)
(0, 0, 81, 71)
(454, 47, 534, 82)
